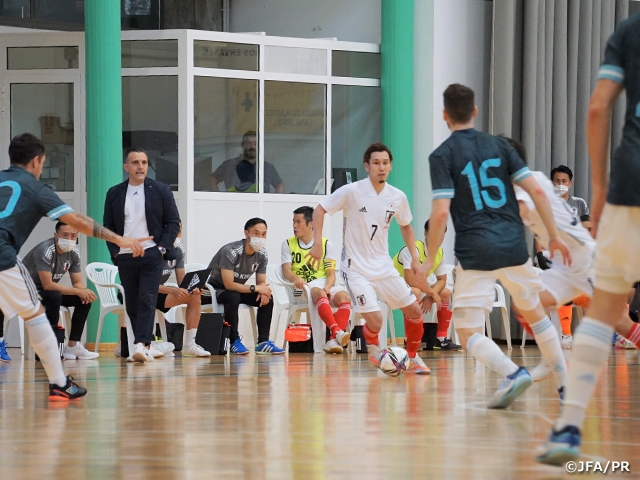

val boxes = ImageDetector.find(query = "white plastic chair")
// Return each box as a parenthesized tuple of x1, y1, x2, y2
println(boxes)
(266, 264, 290, 342)
(486, 283, 511, 350)
(185, 262, 258, 345)
(9, 305, 72, 358)
(86, 262, 168, 356)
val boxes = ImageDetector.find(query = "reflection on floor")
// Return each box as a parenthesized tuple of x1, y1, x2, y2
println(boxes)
(0, 346, 638, 479)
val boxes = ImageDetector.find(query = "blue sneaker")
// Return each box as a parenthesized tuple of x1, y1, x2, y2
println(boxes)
(535, 425, 581, 466)
(487, 366, 533, 409)
(230, 338, 250, 355)
(255, 340, 285, 355)
(0, 339, 10, 363)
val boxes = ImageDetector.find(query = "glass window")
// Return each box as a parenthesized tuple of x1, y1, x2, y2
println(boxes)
(122, 40, 178, 68)
(265, 81, 326, 194)
(122, 76, 178, 190)
(194, 41, 258, 71)
(194, 77, 259, 192)
(264, 46, 327, 76)
(35, 0, 84, 24)
(122, 0, 162, 30)
(1, 0, 30, 18)
(7, 47, 79, 70)
(331, 85, 381, 191)
(332, 51, 381, 78)
(11, 83, 75, 191)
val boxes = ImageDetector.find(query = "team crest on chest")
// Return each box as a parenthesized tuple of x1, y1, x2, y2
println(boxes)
(356, 295, 366, 306)
(168, 260, 177, 269)
(385, 210, 395, 225)
(251, 263, 259, 273)
(63, 261, 71, 272)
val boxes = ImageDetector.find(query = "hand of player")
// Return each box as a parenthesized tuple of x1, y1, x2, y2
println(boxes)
(548, 236, 572, 267)
(256, 284, 272, 297)
(257, 293, 271, 307)
(116, 236, 153, 257)
(308, 244, 323, 271)
(293, 276, 306, 290)
(419, 295, 434, 313)
(77, 288, 97, 304)
(590, 188, 607, 239)
(323, 286, 332, 302)
(171, 287, 191, 303)
(191, 287, 203, 296)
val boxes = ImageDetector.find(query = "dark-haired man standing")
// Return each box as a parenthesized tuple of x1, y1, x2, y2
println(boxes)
(207, 218, 284, 355)
(104, 148, 181, 363)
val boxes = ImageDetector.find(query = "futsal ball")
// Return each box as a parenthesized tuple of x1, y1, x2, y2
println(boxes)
(378, 347, 410, 377)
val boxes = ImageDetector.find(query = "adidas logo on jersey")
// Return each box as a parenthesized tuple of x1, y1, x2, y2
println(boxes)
(187, 274, 200, 291)
(359, 207, 367, 213)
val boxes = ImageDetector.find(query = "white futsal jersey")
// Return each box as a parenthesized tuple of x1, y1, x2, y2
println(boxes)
(515, 171, 595, 268)
(321, 179, 412, 280)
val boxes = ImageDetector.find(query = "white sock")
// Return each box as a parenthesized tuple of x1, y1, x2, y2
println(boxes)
(26, 314, 66, 387)
(556, 317, 613, 431)
(185, 328, 197, 346)
(0, 336, 4, 342)
(467, 333, 519, 377)
(530, 317, 568, 389)
(437, 336, 445, 341)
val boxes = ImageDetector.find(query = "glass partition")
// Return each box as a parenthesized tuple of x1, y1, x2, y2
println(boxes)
(194, 41, 258, 71)
(264, 81, 326, 194)
(194, 76, 259, 192)
(122, 40, 178, 68)
(332, 51, 381, 78)
(122, 76, 179, 190)
(8, 46, 79, 70)
(331, 85, 381, 191)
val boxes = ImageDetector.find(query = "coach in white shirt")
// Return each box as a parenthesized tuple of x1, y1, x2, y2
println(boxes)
(103, 148, 181, 363)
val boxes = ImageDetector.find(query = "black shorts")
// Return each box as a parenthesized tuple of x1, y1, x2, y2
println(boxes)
(156, 293, 170, 313)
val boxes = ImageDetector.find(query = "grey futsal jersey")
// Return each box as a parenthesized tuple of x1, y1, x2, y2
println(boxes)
(208, 239, 268, 291)
(566, 196, 589, 220)
(160, 242, 185, 285)
(22, 238, 81, 290)
(0, 166, 72, 271)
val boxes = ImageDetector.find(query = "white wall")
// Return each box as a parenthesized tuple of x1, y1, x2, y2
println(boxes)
(231, 0, 381, 43)
(430, 0, 493, 263)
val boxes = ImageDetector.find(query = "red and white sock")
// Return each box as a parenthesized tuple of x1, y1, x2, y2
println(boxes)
(315, 297, 338, 338)
(334, 302, 351, 332)
(436, 302, 452, 340)
(626, 322, 640, 347)
(362, 323, 380, 347)
(404, 316, 424, 359)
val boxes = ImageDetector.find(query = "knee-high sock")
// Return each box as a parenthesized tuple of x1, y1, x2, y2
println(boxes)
(530, 317, 568, 389)
(316, 297, 338, 337)
(362, 323, 380, 347)
(334, 302, 351, 332)
(437, 302, 452, 339)
(26, 314, 66, 387)
(558, 305, 573, 336)
(467, 332, 519, 377)
(556, 318, 613, 430)
(404, 316, 424, 358)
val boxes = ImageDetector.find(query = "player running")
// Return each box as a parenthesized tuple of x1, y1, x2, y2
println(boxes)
(424, 84, 572, 408)
(309, 143, 432, 374)
(0, 133, 149, 401)
(536, 12, 640, 465)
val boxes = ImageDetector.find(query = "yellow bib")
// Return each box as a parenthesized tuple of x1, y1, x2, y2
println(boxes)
(392, 241, 444, 278)
(287, 237, 335, 282)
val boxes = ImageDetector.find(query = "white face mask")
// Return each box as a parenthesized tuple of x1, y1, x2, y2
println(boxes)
(554, 184, 569, 196)
(57, 238, 76, 253)
(248, 236, 266, 251)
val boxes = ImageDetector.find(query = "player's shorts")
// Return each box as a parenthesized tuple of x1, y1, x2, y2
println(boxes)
(453, 259, 544, 317)
(593, 203, 640, 294)
(0, 259, 42, 319)
(342, 269, 415, 314)
(540, 245, 594, 306)
(294, 277, 346, 304)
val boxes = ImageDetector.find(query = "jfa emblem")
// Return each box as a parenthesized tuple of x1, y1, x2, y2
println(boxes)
(385, 210, 395, 225)
(356, 295, 366, 306)
(168, 260, 177, 269)
(63, 261, 71, 272)
(251, 263, 259, 273)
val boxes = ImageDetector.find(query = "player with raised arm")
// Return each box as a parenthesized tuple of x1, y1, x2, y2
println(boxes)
(536, 13, 640, 465)
(424, 84, 572, 409)
(0, 133, 150, 401)
(310, 143, 431, 375)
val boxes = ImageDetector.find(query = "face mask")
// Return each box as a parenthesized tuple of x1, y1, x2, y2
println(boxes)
(174, 237, 182, 247)
(554, 185, 569, 196)
(57, 238, 76, 253)
(248, 236, 266, 251)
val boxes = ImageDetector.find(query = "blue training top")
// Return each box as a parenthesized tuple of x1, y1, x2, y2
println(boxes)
(429, 128, 531, 271)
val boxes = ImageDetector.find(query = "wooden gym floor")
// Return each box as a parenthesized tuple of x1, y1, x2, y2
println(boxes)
(0, 346, 638, 479)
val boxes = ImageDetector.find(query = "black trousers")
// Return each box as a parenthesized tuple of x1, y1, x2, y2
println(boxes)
(117, 247, 163, 345)
(0, 290, 91, 341)
(40, 290, 92, 342)
(214, 290, 273, 344)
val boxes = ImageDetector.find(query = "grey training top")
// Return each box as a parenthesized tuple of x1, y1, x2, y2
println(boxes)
(160, 242, 185, 285)
(22, 238, 81, 290)
(208, 239, 268, 293)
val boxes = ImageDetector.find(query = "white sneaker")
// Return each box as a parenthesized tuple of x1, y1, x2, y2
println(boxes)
(183, 343, 211, 357)
(530, 359, 551, 382)
(63, 342, 100, 360)
(407, 355, 431, 374)
(335, 330, 350, 348)
(615, 335, 637, 350)
(148, 344, 165, 358)
(114, 343, 121, 357)
(131, 343, 154, 363)
(560, 335, 573, 349)
(323, 338, 343, 354)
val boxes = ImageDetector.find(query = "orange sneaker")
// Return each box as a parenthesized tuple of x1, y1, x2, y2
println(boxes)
(407, 355, 431, 375)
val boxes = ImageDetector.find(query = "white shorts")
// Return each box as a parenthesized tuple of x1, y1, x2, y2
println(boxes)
(594, 204, 640, 294)
(540, 246, 594, 306)
(0, 260, 42, 319)
(342, 269, 416, 314)
(299, 278, 347, 304)
(453, 259, 544, 315)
